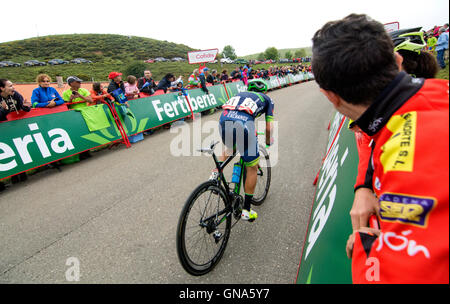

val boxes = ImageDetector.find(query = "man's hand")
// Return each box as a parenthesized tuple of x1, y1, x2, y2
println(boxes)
(23, 98, 32, 107)
(346, 227, 381, 259)
(1, 100, 8, 110)
(350, 187, 380, 231)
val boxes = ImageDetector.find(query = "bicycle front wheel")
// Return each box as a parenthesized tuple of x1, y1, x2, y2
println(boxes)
(252, 144, 271, 205)
(176, 181, 231, 276)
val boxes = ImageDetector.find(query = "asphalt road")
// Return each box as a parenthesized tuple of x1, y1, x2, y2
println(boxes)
(0, 81, 334, 284)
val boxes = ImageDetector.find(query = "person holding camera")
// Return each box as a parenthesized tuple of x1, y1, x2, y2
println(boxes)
(62, 76, 92, 110)
(138, 70, 157, 97)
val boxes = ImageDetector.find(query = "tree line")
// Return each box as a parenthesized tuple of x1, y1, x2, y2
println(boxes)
(221, 45, 309, 61)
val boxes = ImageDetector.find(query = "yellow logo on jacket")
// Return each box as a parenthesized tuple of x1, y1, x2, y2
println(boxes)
(380, 112, 416, 173)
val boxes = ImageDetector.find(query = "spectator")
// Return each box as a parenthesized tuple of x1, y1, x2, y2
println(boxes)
(188, 69, 200, 88)
(156, 73, 177, 94)
(107, 71, 129, 105)
(138, 70, 157, 96)
(398, 49, 439, 79)
(170, 75, 184, 88)
(426, 34, 438, 54)
(0, 78, 31, 121)
(349, 27, 441, 251)
(1, 79, 31, 184)
(436, 27, 449, 69)
(107, 71, 124, 96)
(62, 76, 92, 110)
(207, 69, 219, 85)
(198, 67, 210, 95)
(312, 13, 449, 284)
(31, 74, 64, 109)
(433, 25, 440, 38)
(124, 75, 140, 100)
(220, 70, 230, 82)
(90, 82, 113, 106)
(241, 66, 249, 85)
(230, 67, 242, 80)
(169, 80, 185, 93)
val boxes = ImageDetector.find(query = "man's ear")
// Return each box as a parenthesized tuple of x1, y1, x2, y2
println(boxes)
(320, 88, 341, 108)
(394, 52, 404, 71)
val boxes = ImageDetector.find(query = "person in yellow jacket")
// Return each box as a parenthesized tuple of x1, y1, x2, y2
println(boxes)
(426, 34, 437, 55)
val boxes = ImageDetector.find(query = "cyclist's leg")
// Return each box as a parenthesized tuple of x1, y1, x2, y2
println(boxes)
(210, 119, 236, 180)
(241, 121, 259, 218)
(218, 118, 239, 162)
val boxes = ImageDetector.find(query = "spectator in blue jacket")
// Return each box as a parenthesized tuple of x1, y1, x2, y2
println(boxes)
(436, 27, 449, 69)
(31, 74, 64, 108)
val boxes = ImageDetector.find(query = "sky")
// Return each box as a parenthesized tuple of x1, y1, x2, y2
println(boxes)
(1, 0, 448, 56)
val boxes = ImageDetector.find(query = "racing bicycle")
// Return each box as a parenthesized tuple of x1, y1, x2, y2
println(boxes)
(176, 136, 271, 275)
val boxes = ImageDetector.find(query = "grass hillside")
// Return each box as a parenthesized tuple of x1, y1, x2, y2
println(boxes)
(1, 34, 311, 84)
(0, 34, 193, 64)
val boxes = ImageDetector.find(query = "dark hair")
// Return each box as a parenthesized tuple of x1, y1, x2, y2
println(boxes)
(398, 50, 439, 79)
(92, 82, 102, 92)
(312, 14, 398, 105)
(164, 73, 175, 80)
(0, 79, 8, 88)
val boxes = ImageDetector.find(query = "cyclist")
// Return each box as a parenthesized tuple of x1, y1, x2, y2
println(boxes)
(214, 79, 274, 221)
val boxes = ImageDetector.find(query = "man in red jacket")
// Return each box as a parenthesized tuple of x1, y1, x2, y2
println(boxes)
(312, 14, 449, 283)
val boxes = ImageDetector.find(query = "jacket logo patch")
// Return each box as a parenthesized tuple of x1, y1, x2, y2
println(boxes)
(379, 193, 436, 228)
(380, 112, 416, 173)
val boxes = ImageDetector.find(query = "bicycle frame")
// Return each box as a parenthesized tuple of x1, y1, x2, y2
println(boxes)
(210, 148, 246, 196)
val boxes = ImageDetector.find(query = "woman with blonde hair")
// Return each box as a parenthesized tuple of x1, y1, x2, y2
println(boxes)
(31, 74, 64, 108)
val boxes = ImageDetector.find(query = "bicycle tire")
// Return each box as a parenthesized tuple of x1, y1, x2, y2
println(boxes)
(176, 181, 232, 276)
(251, 144, 271, 205)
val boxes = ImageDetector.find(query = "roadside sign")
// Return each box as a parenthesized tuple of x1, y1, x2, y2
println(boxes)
(187, 49, 219, 64)
(384, 22, 400, 33)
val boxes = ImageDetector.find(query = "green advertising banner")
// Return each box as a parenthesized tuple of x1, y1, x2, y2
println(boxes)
(296, 112, 358, 284)
(224, 81, 247, 98)
(121, 84, 230, 136)
(0, 83, 234, 179)
(0, 104, 123, 180)
(1, 79, 315, 180)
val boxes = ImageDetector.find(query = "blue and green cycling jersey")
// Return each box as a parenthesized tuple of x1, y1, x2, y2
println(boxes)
(221, 91, 274, 122)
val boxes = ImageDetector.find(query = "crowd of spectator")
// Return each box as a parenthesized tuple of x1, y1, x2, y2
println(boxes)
(0, 63, 312, 190)
(1, 62, 314, 123)
(424, 23, 449, 69)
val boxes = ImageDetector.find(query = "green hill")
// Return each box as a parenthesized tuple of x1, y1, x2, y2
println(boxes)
(0, 34, 193, 64)
(242, 47, 312, 60)
(0, 34, 311, 83)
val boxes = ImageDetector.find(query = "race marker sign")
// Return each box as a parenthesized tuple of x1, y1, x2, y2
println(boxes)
(384, 22, 400, 33)
(187, 49, 219, 64)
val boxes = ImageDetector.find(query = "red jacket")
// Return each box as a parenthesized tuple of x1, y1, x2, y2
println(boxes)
(351, 73, 449, 284)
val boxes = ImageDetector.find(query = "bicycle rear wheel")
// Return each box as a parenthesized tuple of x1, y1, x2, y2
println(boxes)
(251, 144, 271, 205)
(176, 181, 231, 276)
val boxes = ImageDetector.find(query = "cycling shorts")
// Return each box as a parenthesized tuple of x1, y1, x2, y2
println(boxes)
(219, 112, 259, 167)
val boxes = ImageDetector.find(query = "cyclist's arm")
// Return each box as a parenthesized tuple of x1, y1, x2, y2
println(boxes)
(265, 120, 273, 147)
(265, 96, 275, 146)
